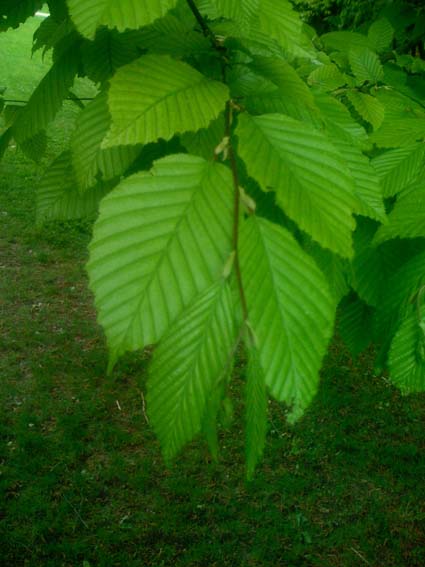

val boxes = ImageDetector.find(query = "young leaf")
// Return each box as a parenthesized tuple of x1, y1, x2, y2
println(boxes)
(68, 0, 178, 39)
(240, 216, 335, 422)
(349, 47, 384, 84)
(147, 281, 237, 462)
(236, 112, 357, 258)
(346, 91, 385, 131)
(104, 55, 229, 148)
(245, 343, 267, 480)
(87, 154, 234, 364)
(371, 145, 425, 198)
(389, 307, 425, 394)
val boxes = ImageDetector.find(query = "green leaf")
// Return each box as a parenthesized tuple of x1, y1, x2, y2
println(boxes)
(245, 343, 267, 480)
(312, 91, 368, 146)
(256, 0, 302, 55)
(370, 119, 425, 148)
(349, 47, 384, 84)
(307, 64, 347, 92)
(236, 113, 357, 258)
(19, 130, 47, 163)
(303, 239, 350, 303)
(339, 293, 374, 357)
(351, 219, 387, 307)
(346, 91, 385, 131)
(373, 183, 425, 244)
(371, 145, 425, 198)
(180, 114, 225, 160)
(321, 31, 371, 53)
(367, 18, 394, 53)
(36, 151, 110, 225)
(87, 154, 234, 364)
(32, 17, 72, 56)
(67, 0, 178, 39)
(0, 0, 43, 31)
(147, 281, 237, 462)
(240, 216, 335, 421)
(0, 128, 13, 162)
(136, 12, 209, 57)
(12, 42, 80, 144)
(389, 307, 425, 394)
(247, 56, 320, 125)
(71, 92, 142, 191)
(332, 138, 386, 222)
(198, 0, 258, 30)
(375, 250, 425, 345)
(81, 28, 142, 84)
(104, 55, 229, 148)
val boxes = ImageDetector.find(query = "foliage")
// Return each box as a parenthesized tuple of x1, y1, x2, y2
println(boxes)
(1, 0, 425, 476)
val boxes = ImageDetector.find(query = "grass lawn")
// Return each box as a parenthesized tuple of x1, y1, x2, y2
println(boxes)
(1, 15, 425, 567)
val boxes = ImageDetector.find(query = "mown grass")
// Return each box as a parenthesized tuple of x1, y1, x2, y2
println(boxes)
(1, 15, 425, 567)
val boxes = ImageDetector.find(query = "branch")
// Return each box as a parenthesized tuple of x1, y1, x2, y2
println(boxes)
(186, 0, 249, 323)
(225, 101, 249, 323)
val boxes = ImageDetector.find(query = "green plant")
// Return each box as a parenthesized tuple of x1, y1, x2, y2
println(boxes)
(1, 0, 425, 477)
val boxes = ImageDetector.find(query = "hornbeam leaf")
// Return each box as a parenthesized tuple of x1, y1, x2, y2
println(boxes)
(308, 64, 347, 92)
(375, 250, 425, 344)
(247, 56, 321, 125)
(0, 128, 13, 161)
(367, 18, 394, 53)
(313, 91, 368, 146)
(339, 293, 374, 357)
(36, 151, 110, 225)
(349, 47, 384, 84)
(147, 281, 237, 462)
(346, 91, 385, 131)
(240, 217, 335, 421)
(321, 31, 371, 53)
(332, 138, 386, 222)
(389, 307, 425, 394)
(87, 154, 234, 364)
(81, 28, 141, 84)
(256, 0, 303, 55)
(12, 42, 80, 143)
(71, 92, 142, 191)
(236, 113, 357, 258)
(303, 239, 350, 303)
(374, 183, 425, 244)
(245, 343, 267, 480)
(0, 0, 43, 31)
(103, 55, 229, 148)
(370, 119, 425, 148)
(180, 114, 225, 160)
(68, 0, 178, 39)
(371, 145, 425, 198)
